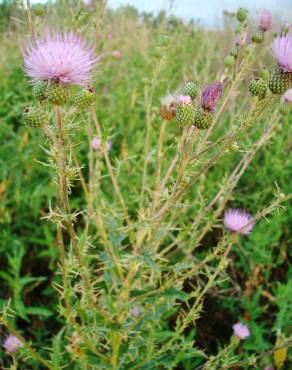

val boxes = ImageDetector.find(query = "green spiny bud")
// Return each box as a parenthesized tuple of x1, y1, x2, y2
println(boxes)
(176, 102, 195, 126)
(23, 106, 49, 128)
(268, 69, 291, 94)
(228, 142, 240, 152)
(224, 55, 236, 68)
(260, 69, 270, 81)
(251, 31, 264, 44)
(248, 78, 268, 99)
(33, 5, 44, 16)
(47, 82, 69, 105)
(279, 103, 291, 116)
(182, 81, 198, 99)
(74, 88, 95, 109)
(193, 108, 213, 129)
(33, 80, 48, 101)
(236, 8, 248, 23)
(229, 48, 238, 58)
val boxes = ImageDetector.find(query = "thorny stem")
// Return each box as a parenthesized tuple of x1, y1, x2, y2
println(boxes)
(26, 0, 35, 42)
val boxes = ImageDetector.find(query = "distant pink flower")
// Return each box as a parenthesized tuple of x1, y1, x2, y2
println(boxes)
(92, 137, 112, 152)
(3, 334, 23, 353)
(23, 31, 99, 86)
(200, 81, 222, 111)
(108, 32, 113, 40)
(177, 95, 192, 105)
(233, 322, 250, 340)
(112, 50, 122, 59)
(283, 88, 292, 103)
(85, 0, 95, 9)
(224, 208, 255, 235)
(130, 306, 140, 317)
(263, 366, 274, 370)
(235, 31, 249, 46)
(272, 34, 292, 72)
(259, 11, 273, 32)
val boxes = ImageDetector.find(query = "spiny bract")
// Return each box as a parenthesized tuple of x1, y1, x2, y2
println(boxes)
(248, 78, 268, 99)
(193, 108, 213, 129)
(23, 106, 49, 128)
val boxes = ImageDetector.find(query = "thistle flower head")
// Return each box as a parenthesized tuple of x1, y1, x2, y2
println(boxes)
(3, 334, 23, 353)
(130, 306, 140, 317)
(233, 322, 250, 340)
(92, 137, 112, 152)
(177, 95, 192, 105)
(272, 34, 292, 72)
(23, 31, 99, 86)
(224, 208, 255, 235)
(283, 88, 292, 103)
(112, 50, 122, 59)
(259, 11, 273, 32)
(200, 81, 222, 111)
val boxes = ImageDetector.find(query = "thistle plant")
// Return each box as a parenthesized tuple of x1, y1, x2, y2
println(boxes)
(1, 3, 292, 370)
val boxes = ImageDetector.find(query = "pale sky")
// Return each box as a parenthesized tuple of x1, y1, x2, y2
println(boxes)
(30, 0, 292, 28)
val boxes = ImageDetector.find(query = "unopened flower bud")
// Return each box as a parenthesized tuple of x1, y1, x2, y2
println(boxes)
(260, 69, 270, 81)
(251, 31, 264, 44)
(47, 81, 69, 105)
(236, 8, 248, 23)
(74, 88, 95, 109)
(259, 11, 273, 32)
(268, 69, 291, 94)
(193, 108, 213, 129)
(33, 5, 44, 17)
(248, 78, 268, 99)
(176, 95, 195, 126)
(33, 80, 48, 101)
(182, 81, 198, 99)
(23, 106, 50, 128)
(224, 55, 235, 68)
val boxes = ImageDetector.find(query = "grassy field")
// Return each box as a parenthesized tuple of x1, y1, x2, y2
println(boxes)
(0, 1, 291, 369)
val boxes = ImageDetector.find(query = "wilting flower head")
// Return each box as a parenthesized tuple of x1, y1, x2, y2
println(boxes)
(23, 31, 98, 86)
(177, 95, 192, 105)
(200, 81, 222, 111)
(283, 88, 292, 103)
(3, 334, 23, 353)
(272, 34, 292, 72)
(259, 11, 273, 32)
(224, 208, 255, 235)
(130, 306, 140, 317)
(91, 137, 112, 152)
(112, 50, 122, 59)
(233, 322, 250, 340)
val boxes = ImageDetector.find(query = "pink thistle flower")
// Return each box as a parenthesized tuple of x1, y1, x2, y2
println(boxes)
(177, 95, 192, 105)
(259, 11, 273, 32)
(3, 334, 23, 353)
(283, 88, 292, 103)
(232, 322, 250, 340)
(235, 31, 249, 46)
(200, 81, 222, 111)
(112, 50, 122, 59)
(130, 306, 140, 317)
(23, 31, 99, 86)
(224, 208, 255, 235)
(272, 34, 292, 72)
(91, 137, 112, 152)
